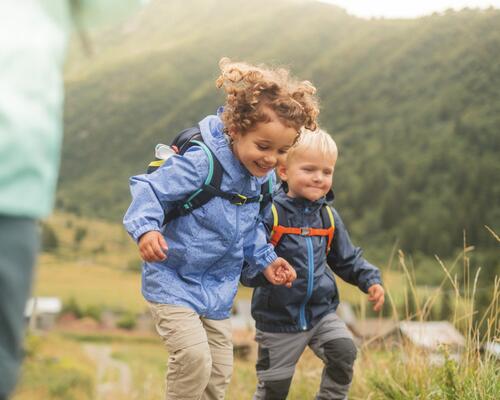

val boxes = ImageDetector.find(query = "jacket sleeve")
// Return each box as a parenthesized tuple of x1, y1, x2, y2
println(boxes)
(240, 201, 276, 287)
(123, 146, 209, 242)
(327, 208, 382, 293)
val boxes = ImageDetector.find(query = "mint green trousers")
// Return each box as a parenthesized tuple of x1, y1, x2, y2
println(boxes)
(0, 216, 37, 399)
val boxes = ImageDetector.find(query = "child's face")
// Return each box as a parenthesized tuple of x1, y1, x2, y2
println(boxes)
(230, 116, 297, 177)
(278, 149, 336, 201)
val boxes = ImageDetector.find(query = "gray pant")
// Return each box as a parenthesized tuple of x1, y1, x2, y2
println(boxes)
(253, 312, 357, 400)
(0, 216, 37, 399)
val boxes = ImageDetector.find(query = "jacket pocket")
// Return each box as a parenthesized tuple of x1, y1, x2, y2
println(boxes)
(310, 270, 336, 305)
(268, 286, 297, 309)
(193, 198, 235, 246)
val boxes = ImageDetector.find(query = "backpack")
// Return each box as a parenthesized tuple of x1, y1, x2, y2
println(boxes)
(147, 126, 274, 226)
(269, 202, 335, 253)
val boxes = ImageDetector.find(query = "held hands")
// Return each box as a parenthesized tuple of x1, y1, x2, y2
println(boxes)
(263, 257, 297, 288)
(368, 284, 385, 312)
(138, 231, 168, 262)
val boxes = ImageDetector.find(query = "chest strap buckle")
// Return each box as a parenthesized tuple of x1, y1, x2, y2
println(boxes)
(300, 228, 310, 236)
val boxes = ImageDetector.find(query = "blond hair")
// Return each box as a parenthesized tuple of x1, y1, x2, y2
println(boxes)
(286, 129, 338, 164)
(215, 57, 319, 136)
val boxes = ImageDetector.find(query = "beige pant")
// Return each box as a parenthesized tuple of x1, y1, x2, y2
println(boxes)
(149, 303, 233, 400)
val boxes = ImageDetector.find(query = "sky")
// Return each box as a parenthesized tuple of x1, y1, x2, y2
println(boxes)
(318, 0, 500, 18)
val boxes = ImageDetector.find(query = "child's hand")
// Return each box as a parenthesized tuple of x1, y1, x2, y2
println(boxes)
(263, 258, 297, 287)
(138, 231, 168, 262)
(367, 284, 385, 312)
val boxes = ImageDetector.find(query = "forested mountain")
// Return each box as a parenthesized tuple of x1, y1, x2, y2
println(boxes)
(60, 0, 499, 260)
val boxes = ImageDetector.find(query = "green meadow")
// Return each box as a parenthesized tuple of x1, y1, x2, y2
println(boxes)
(12, 213, 500, 399)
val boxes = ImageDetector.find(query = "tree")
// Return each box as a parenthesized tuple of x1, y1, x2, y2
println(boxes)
(74, 226, 87, 248)
(40, 222, 59, 252)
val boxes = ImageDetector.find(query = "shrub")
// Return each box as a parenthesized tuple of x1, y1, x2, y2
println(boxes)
(40, 222, 59, 252)
(117, 312, 137, 330)
(126, 257, 142, 272)
(61, 297, 83, 319)
(74, 226, 87, 247)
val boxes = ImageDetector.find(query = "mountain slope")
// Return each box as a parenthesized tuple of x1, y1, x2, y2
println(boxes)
(60, 0, 500, 256)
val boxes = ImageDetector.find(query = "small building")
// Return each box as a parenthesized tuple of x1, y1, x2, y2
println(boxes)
(25, 297, 62, 331)
(482, 342, 500, 361)
(336, 301, 399, 347)
(336, 302, 466, 361)
(349, 318, 400, 347)
(399, 321, 465, 351)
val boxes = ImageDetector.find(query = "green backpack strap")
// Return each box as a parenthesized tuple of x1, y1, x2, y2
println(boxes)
(163, 139, 222, 225)
(147, 127, 274, 225)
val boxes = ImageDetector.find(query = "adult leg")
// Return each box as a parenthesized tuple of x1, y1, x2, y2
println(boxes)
(0, 216, 38, 399)
(149, 303, 212, 400)
(252, 330, 309, 400)
(309, 313, 357, 400)
(200, 318, 233, 400)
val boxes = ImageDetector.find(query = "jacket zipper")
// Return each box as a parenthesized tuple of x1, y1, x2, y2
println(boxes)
(298, 235, 315, 330)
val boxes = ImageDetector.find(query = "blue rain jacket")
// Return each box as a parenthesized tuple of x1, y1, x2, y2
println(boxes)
(241, 188, 382, 332)
(124, 110, 277, 319)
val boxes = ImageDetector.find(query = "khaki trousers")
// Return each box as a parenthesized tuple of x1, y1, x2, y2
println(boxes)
(149, 303, 233, 400)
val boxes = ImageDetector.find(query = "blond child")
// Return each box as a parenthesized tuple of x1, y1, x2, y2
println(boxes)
(242, 130, 385, 400)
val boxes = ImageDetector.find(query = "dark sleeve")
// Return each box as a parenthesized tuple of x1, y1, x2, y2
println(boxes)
(240, 207, 275, 288)
(327, 208, 382, 293)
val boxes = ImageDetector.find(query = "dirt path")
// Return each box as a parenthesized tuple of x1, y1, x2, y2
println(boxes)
(84, 344, 132, 399)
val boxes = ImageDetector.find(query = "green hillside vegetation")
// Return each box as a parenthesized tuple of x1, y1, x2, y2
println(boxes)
(23, 214, 500, 398)
(59, 1, 499, 284)
(35, 213, 145, 313)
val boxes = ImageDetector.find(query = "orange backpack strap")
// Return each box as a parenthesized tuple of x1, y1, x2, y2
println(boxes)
(269, 203, 283, 246)
(269, 203, 336, 253)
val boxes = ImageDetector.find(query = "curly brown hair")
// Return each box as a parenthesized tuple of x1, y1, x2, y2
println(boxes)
(215, 58, 319, 136)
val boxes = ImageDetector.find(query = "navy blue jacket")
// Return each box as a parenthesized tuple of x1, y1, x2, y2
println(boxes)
(240, 188, 382, 333)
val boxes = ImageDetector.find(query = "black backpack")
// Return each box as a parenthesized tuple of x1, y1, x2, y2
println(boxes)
(147, 126, 274, 225)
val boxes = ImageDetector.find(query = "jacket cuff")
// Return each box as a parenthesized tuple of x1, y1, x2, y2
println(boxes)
(131, 224, 160, 242)
(255, 248, 278, 272)
(362, 278, 383, 293)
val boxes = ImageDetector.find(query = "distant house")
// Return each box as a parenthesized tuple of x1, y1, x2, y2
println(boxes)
(348, 318, 400, 347)
(336, 302, 466, 359)
(482, 341, 500, 361)
(336, 302, 399, 346)
(24, 297, 62, 331)
(399, 321, 465, 351)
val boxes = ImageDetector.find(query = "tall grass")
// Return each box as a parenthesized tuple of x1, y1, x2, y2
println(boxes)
(351, 230, 500, 399)
(20, 213, 499, 399)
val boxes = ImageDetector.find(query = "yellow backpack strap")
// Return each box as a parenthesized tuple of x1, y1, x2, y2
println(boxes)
(324, 205, 335, 253)
(270, 203, 279, 237)
(325, 205, 335, 229)
(149, 160, 164, 168)
(147, 159, 165, 173)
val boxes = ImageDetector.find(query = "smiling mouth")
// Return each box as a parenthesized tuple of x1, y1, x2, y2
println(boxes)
(255, 162, 273, 171)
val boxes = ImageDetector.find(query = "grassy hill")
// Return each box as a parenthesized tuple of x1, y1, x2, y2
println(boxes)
(60, 0, 500, 261)
(23, 212, 500, 399)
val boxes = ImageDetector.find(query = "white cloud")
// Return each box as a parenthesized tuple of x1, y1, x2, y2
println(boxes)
(318, 0, 500, 18)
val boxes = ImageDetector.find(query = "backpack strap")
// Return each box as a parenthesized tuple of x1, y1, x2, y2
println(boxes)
(259, 175, 274, 213)
(320, 205, 335, 253)
(161, 131, 273, 225)
(163, 139, 222, 224)
(269, 203, 335, 253)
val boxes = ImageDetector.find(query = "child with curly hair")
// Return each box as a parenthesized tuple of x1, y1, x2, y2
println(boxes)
(124, 58, 319, 400)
